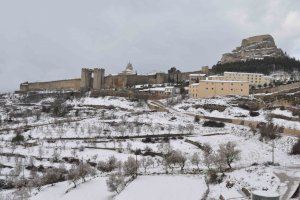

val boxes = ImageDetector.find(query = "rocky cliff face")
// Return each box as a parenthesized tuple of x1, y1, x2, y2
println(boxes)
(220, 34, 285, 64)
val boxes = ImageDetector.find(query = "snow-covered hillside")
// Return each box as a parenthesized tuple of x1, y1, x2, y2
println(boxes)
(0, 93, 299, 200)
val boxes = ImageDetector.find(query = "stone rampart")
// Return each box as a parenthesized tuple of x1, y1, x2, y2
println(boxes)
(20, 78, 81, 91)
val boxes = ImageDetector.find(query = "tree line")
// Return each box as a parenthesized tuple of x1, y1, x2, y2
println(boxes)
(212, 56, 300, 75)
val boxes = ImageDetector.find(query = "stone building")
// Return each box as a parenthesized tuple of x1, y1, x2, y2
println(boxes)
(189, 80, 249, 98)
(208, 72, 272, 86)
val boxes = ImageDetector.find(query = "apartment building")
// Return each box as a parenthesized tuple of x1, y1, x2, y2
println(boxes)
(189, 80, 249, 98)
(208, 72, 272, 86)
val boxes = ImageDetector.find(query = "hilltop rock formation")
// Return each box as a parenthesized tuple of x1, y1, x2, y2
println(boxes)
(220, 34, 285, 64)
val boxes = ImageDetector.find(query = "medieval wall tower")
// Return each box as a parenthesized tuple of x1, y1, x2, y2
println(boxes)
(80, 68, 93, 91)
(93, 68, 105, 91)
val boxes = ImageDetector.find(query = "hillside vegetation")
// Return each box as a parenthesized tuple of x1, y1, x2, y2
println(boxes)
(212, 57, 300, 75)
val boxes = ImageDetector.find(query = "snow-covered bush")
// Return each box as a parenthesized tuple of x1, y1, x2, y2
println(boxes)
(123, 156, 139, 177)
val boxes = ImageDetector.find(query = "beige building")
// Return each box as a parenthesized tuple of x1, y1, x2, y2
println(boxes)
(208, 72, 272, 86)
(189, 80, 249, 98)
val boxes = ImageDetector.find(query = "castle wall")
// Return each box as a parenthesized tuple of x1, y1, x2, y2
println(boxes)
(19, 68, 205, 92)
(20, 79, 81, 92)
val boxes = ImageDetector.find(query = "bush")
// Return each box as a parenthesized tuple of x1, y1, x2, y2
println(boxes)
(98, 156, 120, 173)
(106, 172, 125, 194)
(123, 156, 139, 177)
(142, 137, 154, 143)
(291, 139, 300, 155)
(258, 122, 281, 140)
(11, 133, 25, 144)
(292, 109, 300, 118)
(194, 115, 200, 123)
(249, 111, 260, 117)
(207, 169, 222, 184)
(203, 120, 225, 128)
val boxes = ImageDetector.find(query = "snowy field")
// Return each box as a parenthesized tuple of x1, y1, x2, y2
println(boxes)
(0, 93, 299, 199)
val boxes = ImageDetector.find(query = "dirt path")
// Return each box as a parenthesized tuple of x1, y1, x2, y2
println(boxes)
(274, 169, 300, 200)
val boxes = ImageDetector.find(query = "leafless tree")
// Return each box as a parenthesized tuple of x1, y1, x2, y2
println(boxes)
(140, 157, 154, 173)
(123, 156, 139, 177)
(186, 124, 195, 134)
(106, 172, 125, 194)
(98, 156, 121, 173)
(218, 142, 241, 169)
(165, 150, 187, 172)
(191, 152, 201, 170)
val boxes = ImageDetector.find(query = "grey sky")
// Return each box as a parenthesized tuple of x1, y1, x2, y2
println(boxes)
(0, 0, 300, 92)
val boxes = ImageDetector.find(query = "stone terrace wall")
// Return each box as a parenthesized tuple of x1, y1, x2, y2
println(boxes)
(253, 82, 300, 94)
(21, 79, 81, 91)
(91, 90, 170, 100)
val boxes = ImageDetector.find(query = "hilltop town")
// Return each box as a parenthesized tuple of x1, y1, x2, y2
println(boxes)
(0, 34, 299, 200)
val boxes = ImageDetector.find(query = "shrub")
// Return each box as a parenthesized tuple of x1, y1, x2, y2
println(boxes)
(258, 122, 281, 140)
(194, 115, 200, 123)
(203, 120, 225, 128)
(291, 139, 300, 155)
(123, 156, 139, 177)
(11, 133, 25, 144)
(207, 169, 222, 184)
(98, 156, 120, 172)
(106, 172, 125, 194)
(249, 111, 260, 117)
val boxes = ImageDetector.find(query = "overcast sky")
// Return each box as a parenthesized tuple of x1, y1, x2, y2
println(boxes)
(0, 0, 300, 91)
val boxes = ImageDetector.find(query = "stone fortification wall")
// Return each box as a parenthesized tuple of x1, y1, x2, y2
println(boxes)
(104, 73, 168, 89)
(20, 79, 81, 92)
(253, 82, 300, 94)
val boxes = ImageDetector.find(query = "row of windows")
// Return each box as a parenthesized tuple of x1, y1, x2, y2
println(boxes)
(205, 88, 243, 91)
(227, 74, 262, 77)
(206, 82, 244, 86)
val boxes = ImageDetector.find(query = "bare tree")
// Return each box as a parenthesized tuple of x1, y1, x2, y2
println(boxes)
(106, 172, 125, 194)
(186, 124, 195, 134)
(218, 142, 241, 169)
(165, 150, 187, 172)
(123, 156, 139, 177)
(98, 156, 121, 173)
(202, 143, 215, 170)
(140, 157, 154, 173)
(38, 146, 44, 159)
(191, 152, 201, 170)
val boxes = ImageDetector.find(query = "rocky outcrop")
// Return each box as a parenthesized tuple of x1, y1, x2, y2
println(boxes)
(220, 34, 285, 64)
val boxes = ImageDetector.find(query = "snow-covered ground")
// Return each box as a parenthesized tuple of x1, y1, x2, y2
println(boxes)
(0, 94, 299, 199)
(115, 175, 207, 200)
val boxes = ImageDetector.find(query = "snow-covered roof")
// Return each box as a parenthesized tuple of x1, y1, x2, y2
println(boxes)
(252, 190, 280, 197)
(200, 80, 248, 83)
(224, 71, 264, 76)
(189, 74, 206, 77)
(140, 87, 166, 92)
